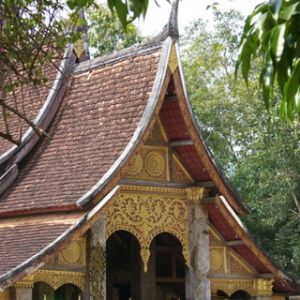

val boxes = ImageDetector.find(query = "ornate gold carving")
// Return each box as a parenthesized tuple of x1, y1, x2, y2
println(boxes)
(105, 190, 190, 272)
(210, 278, 274, 297)
(169, 46, 178, 74)
(255, 278, 274, 297)
(229, 252, 254, 275)
(145, 150, 165, 177)
(121, 185, 185, 196)
(90, 243, 106, 299)
(21, 270, 85, 290)
(0, 289, 10, 300)
(210, 247, 225, 273)
(172, 154, 194, 183)
(58, 238, 86, 265)
(14, 275, 34, 288)
(127, 153, 144, 176)
(124, 146, 169, 181)
(185, 187, 205, 202)
(211, 279, 254, 296)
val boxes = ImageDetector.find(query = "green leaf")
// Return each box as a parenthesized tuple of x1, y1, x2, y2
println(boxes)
(270, 0, 282, 20)
(114, 0, 128, 28)
(283, 59, 300, 119)
(271, 23, 286, 62)
(280, 2, 300, 20)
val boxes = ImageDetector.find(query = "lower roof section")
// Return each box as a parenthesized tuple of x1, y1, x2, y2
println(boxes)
(207, 196, 300, 294)
(0, 213, 83, 287)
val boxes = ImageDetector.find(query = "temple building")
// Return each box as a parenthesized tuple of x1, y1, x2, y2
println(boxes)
(0, 2, 299, 299)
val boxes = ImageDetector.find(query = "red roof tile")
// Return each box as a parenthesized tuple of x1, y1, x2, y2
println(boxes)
(0, 47, 162, 215)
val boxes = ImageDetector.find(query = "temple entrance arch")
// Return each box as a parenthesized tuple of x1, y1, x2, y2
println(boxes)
(33, 281, 54, 300)
(106, 230, 142, 300)
(230, 290, 251, 299)
(32, 282, 82, 300)
(153, 232, 186, 300)
(214, 289, 251, 300)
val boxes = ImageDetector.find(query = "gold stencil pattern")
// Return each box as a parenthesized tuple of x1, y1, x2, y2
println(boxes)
(211, 278, 273, 297)
(210, 247, 225, 273)
(105, 191, 190, 272)
(18, 270, 85, 291)
(124, 146, 168, 181)
(58, 238, 86, 265)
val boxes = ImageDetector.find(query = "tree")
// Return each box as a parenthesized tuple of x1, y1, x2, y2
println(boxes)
(87, 5, 142, 58)
(181, 8, 300, 276)
(237, 0, 300, 121)
(0, 0, 148, 146)
(0, 0, 143, 145)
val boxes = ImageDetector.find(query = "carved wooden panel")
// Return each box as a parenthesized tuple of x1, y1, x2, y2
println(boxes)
(58, 237, 86, 265)
(105, 187, 190, 272)
(124, 146, 169, 181)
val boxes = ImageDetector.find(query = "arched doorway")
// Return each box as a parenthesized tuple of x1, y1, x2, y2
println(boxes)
(33, 282, 82, 300)
(33, 282, 54, 300)
(154, 233, 186, 300)
(230, 290, 251, 300)
(55, 283, 82, 300)
(106, 230, 141, 300)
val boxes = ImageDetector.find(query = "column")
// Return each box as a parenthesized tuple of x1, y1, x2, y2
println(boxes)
(90, 217, 106, 300)
(186, 203, 210, 300)
(15, 287, 32, 300)
(140, 241, 156, 300)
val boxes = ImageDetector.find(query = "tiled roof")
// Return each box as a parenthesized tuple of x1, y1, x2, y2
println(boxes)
(0, 214, 80, 276)
(0, 45, 162, 216)
(0, 65, 59, 155)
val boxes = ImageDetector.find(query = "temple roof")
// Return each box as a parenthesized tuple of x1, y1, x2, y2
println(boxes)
(0, 1, 299, 294)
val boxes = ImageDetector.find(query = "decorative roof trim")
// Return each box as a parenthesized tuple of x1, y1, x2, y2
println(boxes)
(0, 44, 76, 171)
(76, 37, 173, 207)
(172, 42, 248, 215)
(0, 186, 120, 290)
(167, 0, 180, 40)
(0, 164, 18, 197)
(216, 195, 300, 293)
(73, 43, 163, 74)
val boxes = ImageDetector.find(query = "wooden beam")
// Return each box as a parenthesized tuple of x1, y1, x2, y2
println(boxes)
(196, 181, 214, 188)
(203, 197, 218, 204)
(225, 240, 244, 247)
(165, 95, 178, 102)
(169, 139, 194, 147)
(120, 179, 190, 188)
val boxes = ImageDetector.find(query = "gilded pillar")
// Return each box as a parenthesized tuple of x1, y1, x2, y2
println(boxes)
(140, 241, 156, 300)
(90, 217, 106, 300)
(185, 193, 210, 300)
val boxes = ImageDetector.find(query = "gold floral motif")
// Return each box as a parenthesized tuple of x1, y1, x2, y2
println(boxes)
(124, 146, 169, 181)
(145, 150, 165, 177)
(210, 278, 273, 297)
(185, 187, 205, 202)
(210, 247, 225, 273)
(229, 252, 253, 275)
(105, 191, 190, 272)
(127, 153, 144, 176)
(58, 239, 85, 265)
(20, 270, 85, 291)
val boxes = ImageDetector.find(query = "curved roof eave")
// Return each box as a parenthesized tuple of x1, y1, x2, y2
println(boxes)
(172, 42, 249, 216)
(76, 37, 173, 208)
(216, 195, 300, 294)
(0, 45, 76, 194)
(0, 186, 120, 291)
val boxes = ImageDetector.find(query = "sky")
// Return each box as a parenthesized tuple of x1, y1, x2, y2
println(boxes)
(135, 0, 263, 36)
